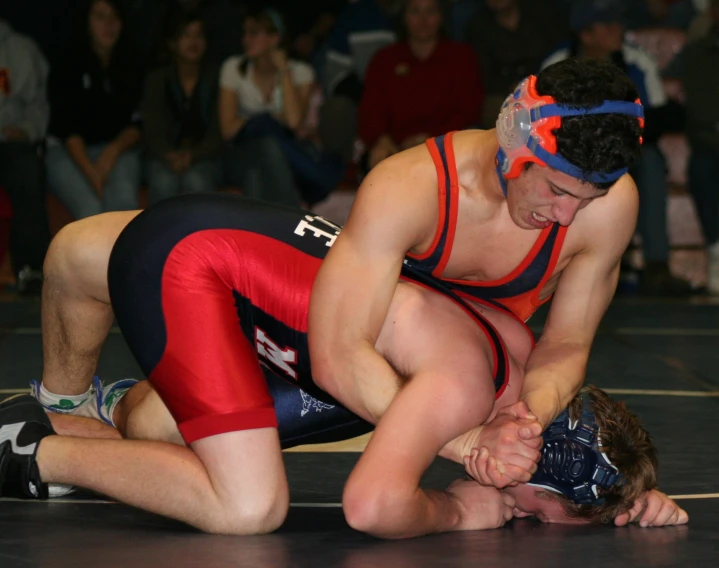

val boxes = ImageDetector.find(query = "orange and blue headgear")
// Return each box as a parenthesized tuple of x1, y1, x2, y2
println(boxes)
(495, 75, 644, 195)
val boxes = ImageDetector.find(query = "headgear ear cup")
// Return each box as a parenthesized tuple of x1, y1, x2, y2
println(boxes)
(496, 75, 644, 183)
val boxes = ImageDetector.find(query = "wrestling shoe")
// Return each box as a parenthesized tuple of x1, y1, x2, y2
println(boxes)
(0, 394, 55, 499)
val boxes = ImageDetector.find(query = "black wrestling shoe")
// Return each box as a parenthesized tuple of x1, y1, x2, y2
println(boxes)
(0, 394, 55, 499)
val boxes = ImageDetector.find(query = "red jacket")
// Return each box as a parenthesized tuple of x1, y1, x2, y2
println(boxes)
(358, 39, 484, 148)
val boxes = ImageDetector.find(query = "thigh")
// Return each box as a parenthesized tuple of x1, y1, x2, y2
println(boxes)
(48, 211, 142, 303)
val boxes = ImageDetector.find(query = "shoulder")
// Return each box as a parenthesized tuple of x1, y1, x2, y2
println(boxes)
(288, 59, 315, 84)
(572, 175, 639, 254)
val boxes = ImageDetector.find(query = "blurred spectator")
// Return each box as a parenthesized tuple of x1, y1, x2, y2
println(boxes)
(542, 0, 692, 296)
(359, 0, 483, 169)
(0, 18, 51, 295)
(446, 0, 482, 41)
(46, 0, 143, 220)
(683, 0, 719, 293)
(142, 11, 222, 204)
(219, 8, 343, 206)
(318, 0, 400, 165)
(465, 0, 566, 128)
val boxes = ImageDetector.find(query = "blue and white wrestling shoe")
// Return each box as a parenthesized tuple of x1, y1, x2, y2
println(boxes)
(30, 376, 139, 427)
(0, 394, 55, 499)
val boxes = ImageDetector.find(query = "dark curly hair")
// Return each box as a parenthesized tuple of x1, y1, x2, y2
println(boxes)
(534, 58, 643, 190)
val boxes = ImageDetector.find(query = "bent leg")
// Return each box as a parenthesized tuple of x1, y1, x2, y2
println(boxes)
(37, 428, 289, 534)
(41, 211, 141, 395)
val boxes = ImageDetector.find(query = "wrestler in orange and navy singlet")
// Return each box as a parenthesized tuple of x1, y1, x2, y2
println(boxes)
(403, 131, 567, 326)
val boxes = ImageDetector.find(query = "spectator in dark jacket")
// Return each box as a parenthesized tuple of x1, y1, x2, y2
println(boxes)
(46, 0, 143, 220)
(142, 11, 222, 204)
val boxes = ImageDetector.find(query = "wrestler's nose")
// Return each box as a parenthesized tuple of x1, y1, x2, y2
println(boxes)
(552, 198, 583, 226)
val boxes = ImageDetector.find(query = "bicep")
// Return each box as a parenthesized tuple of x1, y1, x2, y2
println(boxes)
(309, 158, 433, 364)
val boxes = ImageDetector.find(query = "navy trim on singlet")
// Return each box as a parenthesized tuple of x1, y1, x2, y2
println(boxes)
(442, 223, 562, 299)
(403, 131, 562, 304)
(400, 267, 509, 394)
(415, 134, 453, 270)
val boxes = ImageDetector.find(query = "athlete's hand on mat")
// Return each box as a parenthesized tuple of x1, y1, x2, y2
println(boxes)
(447, 479, 515, 530)
(463, 401, 543, 489)
(614, 489, 689, 528)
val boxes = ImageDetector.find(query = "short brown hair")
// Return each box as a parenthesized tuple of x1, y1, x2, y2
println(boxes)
(542, 385, 658, 523)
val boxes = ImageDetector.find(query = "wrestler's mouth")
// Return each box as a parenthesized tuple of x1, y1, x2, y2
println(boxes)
(528, 211, 553, 229)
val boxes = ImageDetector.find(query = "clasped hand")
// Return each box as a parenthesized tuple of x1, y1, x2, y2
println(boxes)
(463, 401, 543, 488)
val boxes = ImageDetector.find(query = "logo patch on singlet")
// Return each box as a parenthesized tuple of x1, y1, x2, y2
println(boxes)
(299, 390, 335, 417)
(255, 327, 298, 380)
(294, 214, 341, 247)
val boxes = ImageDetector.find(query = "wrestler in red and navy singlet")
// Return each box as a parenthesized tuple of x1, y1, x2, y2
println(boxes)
(403, 131, 568, 323)
(108, 194, 509, 446)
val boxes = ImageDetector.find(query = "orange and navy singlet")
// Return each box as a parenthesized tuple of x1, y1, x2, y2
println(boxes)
(402, 131, 568, 323)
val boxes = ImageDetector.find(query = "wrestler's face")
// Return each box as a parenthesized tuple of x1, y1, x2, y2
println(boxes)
(404, 0, 443, 43)
(507, 165, 608, 229)
(88, 0, 122, 51)
(506, 484, 591, 524)
(173, 21, 206, 63)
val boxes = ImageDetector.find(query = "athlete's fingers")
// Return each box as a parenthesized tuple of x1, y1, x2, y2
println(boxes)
(639, 493, 663, 527)
(487, 457, 518, 488)
(501, 492, 516, 509)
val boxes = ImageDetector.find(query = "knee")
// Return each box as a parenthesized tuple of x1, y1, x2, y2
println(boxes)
(204, 486, 289, 535)
(44, 219, 97, 283)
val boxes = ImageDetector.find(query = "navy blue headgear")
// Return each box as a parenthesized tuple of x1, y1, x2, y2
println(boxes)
(528, 395, 623, 505)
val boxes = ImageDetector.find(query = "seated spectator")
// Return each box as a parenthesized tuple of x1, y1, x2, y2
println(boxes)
(46, 0, 143, 220)
(142, 11, 222, 204)
(541, 0, 693, 296)
(464, 0, 566, 128)
(359, 0, 484, 169)
(683, 0, 719, 294)
(318, 0, 399, 165)
(219, 8, 344, 206)
(0, 18, 52, 295)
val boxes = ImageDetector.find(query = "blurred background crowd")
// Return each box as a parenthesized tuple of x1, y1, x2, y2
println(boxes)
(0, 0, 717, 297)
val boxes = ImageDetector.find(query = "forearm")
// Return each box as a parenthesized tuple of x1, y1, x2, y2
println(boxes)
(352, 488, 463, 539)
(220, 114, 245, 141)
(319, 339, 403, 424)
(280, 73, 305, 130)
(520, 340, 591, 428)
